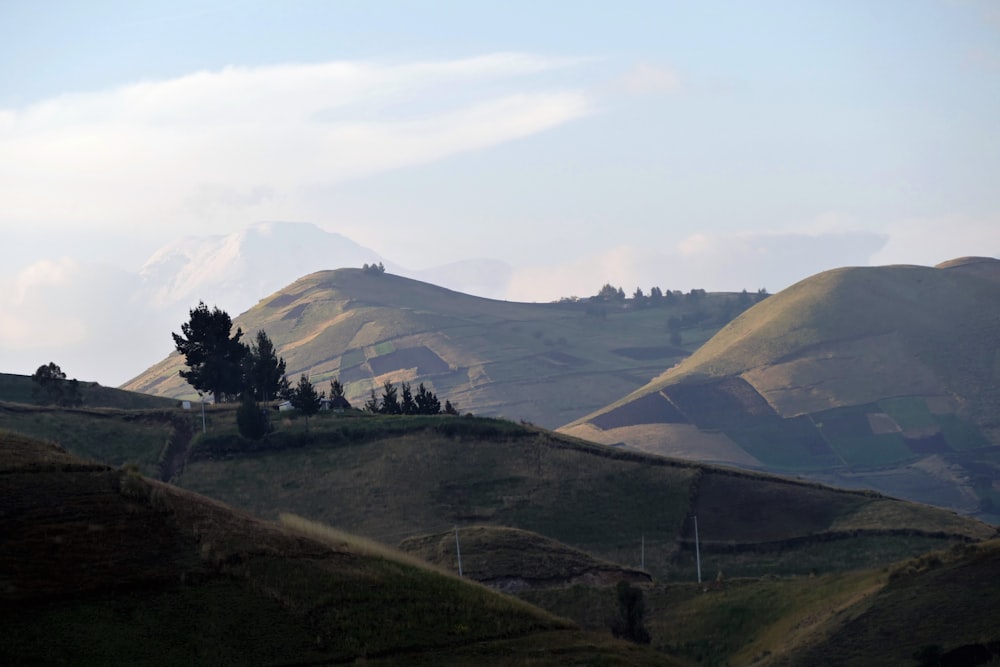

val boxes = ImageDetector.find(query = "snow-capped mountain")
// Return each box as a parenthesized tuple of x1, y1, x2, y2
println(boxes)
(138, 222, 388, 314)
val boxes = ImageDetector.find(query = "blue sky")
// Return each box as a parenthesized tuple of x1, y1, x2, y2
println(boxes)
(1, 0, 999, 383)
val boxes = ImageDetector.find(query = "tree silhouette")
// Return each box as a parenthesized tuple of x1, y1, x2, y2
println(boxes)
(31, 362, 82, 406)
(244, 329, 288, 403)
(172, 302, 246, 403)
(290, 374, 323, 429)
(414, 382, 441, 415)
(379, 380, 401, 414)
(236, 390, 270, 440)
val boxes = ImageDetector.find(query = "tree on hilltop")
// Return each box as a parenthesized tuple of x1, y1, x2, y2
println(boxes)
(31, 362, 82, 406)
(173, 302, 247, 403)
(414, 383, 441, 415)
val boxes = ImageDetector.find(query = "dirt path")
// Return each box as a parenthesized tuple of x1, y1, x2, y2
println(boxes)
(160, 415, 195, 482)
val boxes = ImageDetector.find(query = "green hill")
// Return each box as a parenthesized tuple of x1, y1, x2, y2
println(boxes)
(166, 407, 993, 582)
(0, 431, 672, 666)
(521, 540, 1000, 666)
(0, 372, 176, 410)
(562, 258, 1000, 521)
(398, 525, 652, 591)
(122, 268, 748, 428)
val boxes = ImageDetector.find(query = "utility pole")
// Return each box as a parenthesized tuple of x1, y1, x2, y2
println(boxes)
(454, 526, 463, 577)
(693, 515, 702, 584)
(199, 393, 207, 434)
(641, 535, 645, 571)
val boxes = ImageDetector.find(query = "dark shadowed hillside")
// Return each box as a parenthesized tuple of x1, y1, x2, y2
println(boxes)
(0, 431, 672, 666)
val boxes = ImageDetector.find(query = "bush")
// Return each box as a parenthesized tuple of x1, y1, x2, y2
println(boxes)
(237, 393, 271, 440)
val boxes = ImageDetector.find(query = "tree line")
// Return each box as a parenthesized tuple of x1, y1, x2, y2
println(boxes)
(363, 380, 457, 416)
(586, 283, 769, 307)
(172, 301, 457, 438)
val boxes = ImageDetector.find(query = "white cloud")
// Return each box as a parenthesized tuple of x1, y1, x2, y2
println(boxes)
(0, 54, 594, 233)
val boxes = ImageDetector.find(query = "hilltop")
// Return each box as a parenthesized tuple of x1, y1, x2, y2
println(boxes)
(0, 372, 176, 410)
(124, 267, 747, 427)
(562, 258, 1000, 520)
(0, 431, 671, 666)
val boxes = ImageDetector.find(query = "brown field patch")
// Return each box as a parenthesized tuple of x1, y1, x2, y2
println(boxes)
(868, 412, 901, 434)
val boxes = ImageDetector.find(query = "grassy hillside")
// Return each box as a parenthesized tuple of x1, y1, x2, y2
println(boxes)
(0, 431, 673, 666)
(122, 268, 749, 428)
(399, 525, 652, 590)
(169, 407, 993, 582)
(0, 372, 176, 410)
(522, 542, 1000, 666)
(563, 259, 1000, 521)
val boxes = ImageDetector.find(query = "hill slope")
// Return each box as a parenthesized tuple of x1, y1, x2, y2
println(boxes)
(562, 259, 1000, 520)
(169, 410, 994, 582)
(0, 431, 672, 666)
(124, 268, 742, 427)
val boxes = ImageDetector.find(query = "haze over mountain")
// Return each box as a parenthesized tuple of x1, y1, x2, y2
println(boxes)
(562, 257, 1000, 520)
(1, 222, 520, 387)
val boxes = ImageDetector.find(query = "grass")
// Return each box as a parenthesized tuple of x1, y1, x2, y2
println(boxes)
(0, 403, 185, 477)
(173, 410, 991, 581)
(2, 431, 680, 666)
(0, 372, 176, 409)
(568, 263, 1000, 520)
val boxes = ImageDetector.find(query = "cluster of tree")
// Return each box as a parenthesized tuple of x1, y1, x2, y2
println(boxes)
(362, 262, 386, 274)
(591, 283, 768, 308)
(172, 302, 289, 404)
(363, 380, 457, 416)
(30, 362, 82, 407)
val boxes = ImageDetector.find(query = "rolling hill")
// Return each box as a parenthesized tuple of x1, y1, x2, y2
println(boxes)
(561, 257, 1000, 521)
(123, 267, 746, 428)
(166, 407, 994, 582)
(0, 431, 672, 666)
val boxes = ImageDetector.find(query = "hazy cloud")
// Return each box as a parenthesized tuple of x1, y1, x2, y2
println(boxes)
(0, 54, 594, 233)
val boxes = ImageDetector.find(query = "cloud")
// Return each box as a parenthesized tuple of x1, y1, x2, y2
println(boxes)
(0, 53, 594, 233)
(0, 258, 170, 384)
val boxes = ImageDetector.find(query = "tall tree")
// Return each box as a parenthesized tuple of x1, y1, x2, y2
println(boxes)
(244, 330, 288, 402)
(290, 374, 323, 429)
(414, 382, 441, 415)
(172, 302, 247, 403)
(379, 381, 401, 414)
(400, 382, 415, 415)
(329, 378, 345, 400)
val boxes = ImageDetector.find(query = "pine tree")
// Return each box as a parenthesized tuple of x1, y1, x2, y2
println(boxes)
(414, 383, 441, 414)
(172, 302, 247, 403)
(400, 382, 415, 414)
(379, 381, 401, 414)
(244, 330, 288, 403)
(290, 374, 323, 429)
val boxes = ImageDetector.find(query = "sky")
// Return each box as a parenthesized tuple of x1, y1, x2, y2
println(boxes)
(1, 0, 999, 385)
